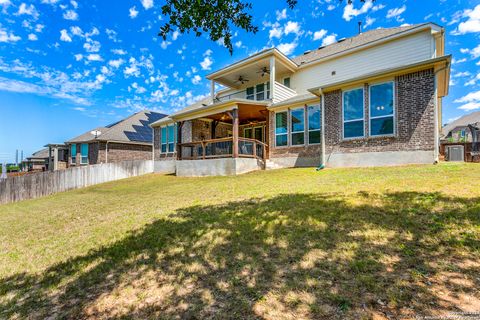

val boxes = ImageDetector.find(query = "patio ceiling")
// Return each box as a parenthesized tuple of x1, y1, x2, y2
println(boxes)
(206, 104, 268, 125)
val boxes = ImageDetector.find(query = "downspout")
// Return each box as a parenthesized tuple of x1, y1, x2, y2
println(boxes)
(105, 141, 109, 163)
(317, 90, 326, 170)
(433, 62, 449, 164)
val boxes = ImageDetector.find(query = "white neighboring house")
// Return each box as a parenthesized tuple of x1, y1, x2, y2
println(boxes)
(151, 23, 451, 176)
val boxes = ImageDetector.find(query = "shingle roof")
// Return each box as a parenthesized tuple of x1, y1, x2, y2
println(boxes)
(67, 110, 166, 144)
(292, 24, 422, 66)
(442, 111, 480, 138)
(27, 148, 49, 159)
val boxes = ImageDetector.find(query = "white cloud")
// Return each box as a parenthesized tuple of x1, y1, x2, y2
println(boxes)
(284, 21, 301, 36)
(108, 58, 125, 68)
(269, 23, 283, 39)
(129, 6, 138, 18)
(0, 28, 21, 42)
(35, 24, 44, 33)
(372, 4, 385, 11)
(27, 33, 37, 41)
(86, 54, 103, 61)
(71, 0, 78, 9)
(17, 3, 39, 19)
(112, 49, 127, 55)
(172, 30, 180, 40)
(83, 40, 101, 52)
(160, 40, 171, 49)
(327, 4, 335, 11)
(313, 29, 327, 41)
(191, 74, 202, 85)
(322, 34, 337, 46)
(0, 0, 11, 6)
(70, 26, 83, 37)
(277, 41, 297, 55)
(60, 29, 72, 42)
(453, 5, 480, 35)
(453, 71, 471, 78)
(463, 44, 480, 59)
(343, 0, 373, 21)
(85, 27, 100, 38)
(234, 40, 242, 48)
(63, 9, 78, 20)
(74, 54, 83, 61)
(458, 102, 480, 111)
(276, 8, 287, 21)
(452, 57, 467, 64)
(386, 5, 406, 19)
(141, 0, 153, 10)
(200, 56, 213, 70)
(364, 16, 376, 28)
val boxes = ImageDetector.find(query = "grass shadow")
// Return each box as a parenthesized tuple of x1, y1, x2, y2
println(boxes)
(1, 191, 479, 319)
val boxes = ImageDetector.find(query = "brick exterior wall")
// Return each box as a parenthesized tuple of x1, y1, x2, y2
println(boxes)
(70, 141, 152, 165)
(269, 68, 436, 160)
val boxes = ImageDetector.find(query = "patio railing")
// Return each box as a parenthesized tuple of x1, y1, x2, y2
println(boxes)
(178, 137, 266, 160)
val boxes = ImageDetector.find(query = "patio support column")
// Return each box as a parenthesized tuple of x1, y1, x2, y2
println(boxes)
(176, 121, 183, 160)
(210, 80, 215, 103)
(232, 108, 239, 158)
(269, 56, 276, 102)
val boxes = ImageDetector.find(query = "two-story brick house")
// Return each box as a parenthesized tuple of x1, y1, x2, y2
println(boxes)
(151, 23, 451, 176)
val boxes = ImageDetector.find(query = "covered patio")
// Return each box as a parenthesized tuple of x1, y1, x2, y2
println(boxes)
(175, 101, 270, 162)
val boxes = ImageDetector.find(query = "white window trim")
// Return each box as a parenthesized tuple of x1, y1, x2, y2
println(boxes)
(70, 145, 76, 165)
(307, 104, 321, 145)
(160, 126, 167, 154)
(342, 87, 365, 140)
(368, 81, 395, 138)
(274, 111, 288, 148)
(161, 124, 176, 154)
(80, 143, 88, 165)
(246, 82, 271, 101)
(290, 106, 305, 146)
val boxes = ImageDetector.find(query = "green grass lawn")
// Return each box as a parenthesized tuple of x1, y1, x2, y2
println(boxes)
(0, 163, 479, 319)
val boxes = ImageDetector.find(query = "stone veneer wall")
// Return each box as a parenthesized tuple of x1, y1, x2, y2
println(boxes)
(269, 68, 436, 163)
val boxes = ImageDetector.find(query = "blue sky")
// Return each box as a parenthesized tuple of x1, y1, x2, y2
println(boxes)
(0, 0, 479, 162)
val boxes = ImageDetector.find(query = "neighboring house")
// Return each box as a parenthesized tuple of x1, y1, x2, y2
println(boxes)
(66, 110, 166, 166)
(152, 23, 451, 176)
(441, 111, 480, 142)
(440, 111, 480, 162)
(24, 148, 49, 171)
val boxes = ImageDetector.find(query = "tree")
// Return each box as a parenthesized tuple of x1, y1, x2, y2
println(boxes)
(158, 0, 373, 54)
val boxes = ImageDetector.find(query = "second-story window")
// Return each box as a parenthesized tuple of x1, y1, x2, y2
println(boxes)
(246, 87, 254, 100)
(246, 82, 271, 101)
(283, 77, 291, 88)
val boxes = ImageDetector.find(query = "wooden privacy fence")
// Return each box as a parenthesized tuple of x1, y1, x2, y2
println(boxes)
(0, 160, 154, 205)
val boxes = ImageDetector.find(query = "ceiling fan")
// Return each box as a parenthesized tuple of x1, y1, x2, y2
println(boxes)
(234, 76, 249, 84)
(257, 66, 270, 77)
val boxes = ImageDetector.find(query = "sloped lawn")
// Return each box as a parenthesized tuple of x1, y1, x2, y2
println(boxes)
(0, 163, 479, 319)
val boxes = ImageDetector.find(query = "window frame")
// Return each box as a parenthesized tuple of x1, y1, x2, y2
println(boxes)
(290, 106, 305, 146)
(246, 81, 271, 101)
(70, 144, 77, 165)
(368, 81, 395, 138)
(160, 126, 167, 153)
(161, 124, 177, 154)
(80, 143, 88, 165)
(342, 86, 365, 140)
(274, 111, 288, 148)
(307, 104, 321, 145)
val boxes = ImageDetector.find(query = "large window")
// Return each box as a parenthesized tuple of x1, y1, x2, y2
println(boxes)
(71, 144, 76, 164)
(167, 124, 176, 152)
(369, 82, 394, 136)
(161, 124, 176, 153)
(343, 88, 364, 139)
(161, 127, 167, 153)
(80, 143, 88, 164)
(246, 82, 270, 101)
(291, 107, 305, 145)
(275, 112, 288, 147)
(308, 105, 321, 144)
